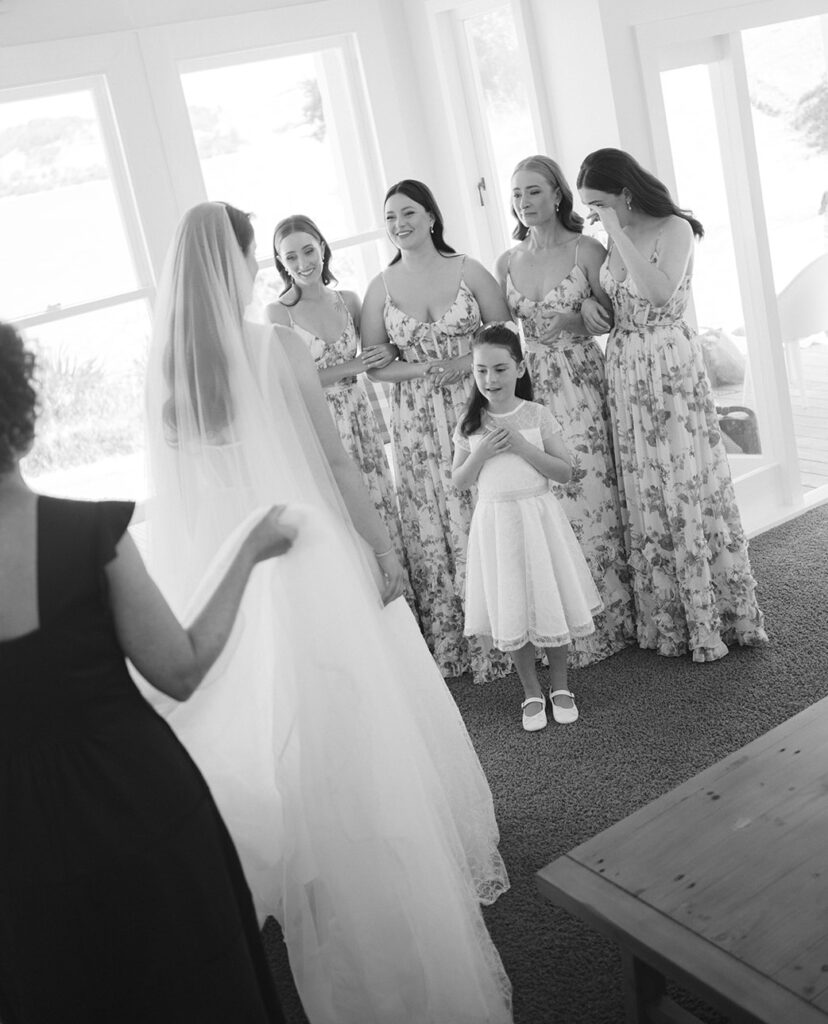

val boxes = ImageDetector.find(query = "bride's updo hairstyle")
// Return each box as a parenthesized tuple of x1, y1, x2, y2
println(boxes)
(577, 148, 704, 239)
(0, 322, 38, 473)
(272, 214, 337, 304)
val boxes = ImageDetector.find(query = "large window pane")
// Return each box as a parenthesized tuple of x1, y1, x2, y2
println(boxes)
(181, 50, 375, 241)
(464, 5, 539, 224)
(0, 89, 139, 320)
(661, 64, 762, 459)
(742, 16, 828, 491)
(21, 300, 151, 502)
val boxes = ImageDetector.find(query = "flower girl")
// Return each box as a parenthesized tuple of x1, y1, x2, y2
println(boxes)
(452, 324, 602, 731)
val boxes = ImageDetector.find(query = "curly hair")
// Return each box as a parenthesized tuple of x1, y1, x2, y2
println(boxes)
(0, 322, 38, 472)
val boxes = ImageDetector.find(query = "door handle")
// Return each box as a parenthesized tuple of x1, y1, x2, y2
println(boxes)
(477, 176, 487, 207)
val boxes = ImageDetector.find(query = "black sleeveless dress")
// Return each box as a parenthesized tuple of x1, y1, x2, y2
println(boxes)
(0, 497, 285, 1024)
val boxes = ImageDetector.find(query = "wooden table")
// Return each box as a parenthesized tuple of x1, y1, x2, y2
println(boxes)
(536, 697, 828, 1024)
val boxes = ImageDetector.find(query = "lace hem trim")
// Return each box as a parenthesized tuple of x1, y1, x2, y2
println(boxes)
(469, 614, 601, 653)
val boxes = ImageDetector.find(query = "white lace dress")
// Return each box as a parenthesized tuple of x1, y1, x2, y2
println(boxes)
(455, 400, 602, 651)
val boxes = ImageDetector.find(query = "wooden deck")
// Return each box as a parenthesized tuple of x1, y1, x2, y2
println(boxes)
(714, 340, 828, 492)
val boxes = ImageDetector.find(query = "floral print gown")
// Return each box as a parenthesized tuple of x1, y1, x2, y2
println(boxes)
(600, 240, 767, 661)
(506, 249, 636, 668)
(383, 263, 510, 683)
(286, 295, 408, 574)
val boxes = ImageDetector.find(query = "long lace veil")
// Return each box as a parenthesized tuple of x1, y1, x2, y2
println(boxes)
(142, 202, 512, 1024)
(145, 201, 375, 613)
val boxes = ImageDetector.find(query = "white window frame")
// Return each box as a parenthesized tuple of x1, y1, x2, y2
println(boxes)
(138, 8, 390, 268)
(422, 0, 552, 264)
(627, 0, 828, 534)
(0, 75, 154, 331)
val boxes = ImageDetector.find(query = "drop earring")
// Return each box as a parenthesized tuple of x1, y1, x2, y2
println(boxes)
(625, 194, 632, 211)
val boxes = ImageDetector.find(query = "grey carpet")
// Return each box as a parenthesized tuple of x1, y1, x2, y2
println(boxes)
(263, 500, 828, 1023)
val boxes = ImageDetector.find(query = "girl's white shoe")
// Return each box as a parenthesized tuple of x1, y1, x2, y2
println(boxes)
(521, 695, 547, 732)
(549, 689, 578, 724)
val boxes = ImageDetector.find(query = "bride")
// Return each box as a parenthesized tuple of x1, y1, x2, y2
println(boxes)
(142, 201, 513, 1024)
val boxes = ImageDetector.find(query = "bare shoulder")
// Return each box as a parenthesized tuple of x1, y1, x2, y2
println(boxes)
(576, 234, 608, 271)
(339, 289, 362, 318)
(363, 273, 387, 307)
(666, 215, 694, 241)
(658, 216, 695, 262)
(494, 246, 518, 281)
(265, 300, 292, 326)
(462, 254, 498, 286)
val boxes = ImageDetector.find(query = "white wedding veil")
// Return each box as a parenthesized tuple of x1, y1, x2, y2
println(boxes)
(145, 200, 371, 611)
(143, 202, 512, 1024)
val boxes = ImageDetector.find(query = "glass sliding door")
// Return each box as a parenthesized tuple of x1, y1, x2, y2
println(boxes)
(741, 16, 828, 491)
(634, 1, 828, 532)
(660, 63, 763, 459)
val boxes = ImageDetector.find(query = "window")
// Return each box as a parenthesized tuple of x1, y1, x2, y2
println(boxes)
(462, 3, 540, 238)
(0, 82, 153, 501)
(179, 43, 387, 294)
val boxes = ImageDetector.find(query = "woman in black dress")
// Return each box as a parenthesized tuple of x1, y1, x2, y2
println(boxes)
(0, 322, 293, 1023)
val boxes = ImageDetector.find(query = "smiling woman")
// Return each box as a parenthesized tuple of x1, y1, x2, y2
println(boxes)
(360, 179, 514, 683)
(266, 213, 409, 580)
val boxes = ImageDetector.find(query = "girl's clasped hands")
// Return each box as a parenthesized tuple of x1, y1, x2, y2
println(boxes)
(478, 424, 527, 459)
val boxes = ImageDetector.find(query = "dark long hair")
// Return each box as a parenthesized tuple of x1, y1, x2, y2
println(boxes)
(511, 155, 584, 240)
(162, 201, 252, 442)
(0, 321, 38, 471)
(272, 214, 337, 305)
(460, 323, 533, 437)
(577, 148, 704, 238)
(221, 201, 254, 253)
(384, 179, 457, 265)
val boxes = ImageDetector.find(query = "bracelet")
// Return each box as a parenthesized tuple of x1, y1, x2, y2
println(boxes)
(374, 546, 394, 558)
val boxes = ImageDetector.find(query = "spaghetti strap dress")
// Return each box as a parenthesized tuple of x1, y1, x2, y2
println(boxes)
(0, 497, 285, 1024)
(382, 259, 510, 682)
(285, 293, 408, 572)
(505, 244, 635, 668)
(600, 236, 768, 661)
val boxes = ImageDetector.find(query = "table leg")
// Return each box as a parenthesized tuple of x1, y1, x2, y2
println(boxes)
(622, 948, 666, 1023)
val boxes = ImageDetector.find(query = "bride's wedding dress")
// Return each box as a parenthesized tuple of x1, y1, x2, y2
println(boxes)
(141, 203, 513, 1024)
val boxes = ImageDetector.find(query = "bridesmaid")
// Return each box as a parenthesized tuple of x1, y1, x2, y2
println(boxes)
(361, 179, 512, 683)
(496, 155, 635, 667)
(577, 147, 767, 661)
(267, 214, 409, 575)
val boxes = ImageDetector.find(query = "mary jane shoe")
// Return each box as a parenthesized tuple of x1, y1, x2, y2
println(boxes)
(549, 688, 578, 724)
(521, 695, 547, 732)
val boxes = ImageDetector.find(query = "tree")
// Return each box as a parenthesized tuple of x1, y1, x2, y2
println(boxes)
(792, 77, 828, 155)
